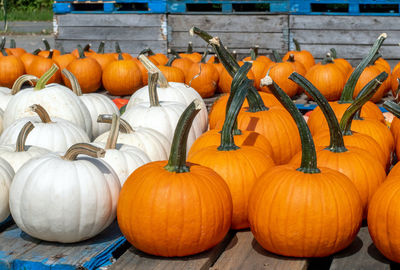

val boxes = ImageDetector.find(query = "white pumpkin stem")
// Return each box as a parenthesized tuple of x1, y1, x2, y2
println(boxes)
(63, 143, 105, 161)
(148, 72, 160, 107)
(62, 69, 83, 96)
(30, 104, 52, 123)
(16, 121, 35, 152)
(138, 54, 169, 88)
(11, 75, 39, 95)
(34, 64, 59, 91)
(97, 114, 134, 134)
(105, 114, 120, 150)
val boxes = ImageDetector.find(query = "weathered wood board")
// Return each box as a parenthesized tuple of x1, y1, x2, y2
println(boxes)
(54, 14, 168, 54)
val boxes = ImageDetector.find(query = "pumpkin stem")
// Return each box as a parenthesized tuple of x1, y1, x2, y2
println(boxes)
(62, 69, 83, 96)
(139, 48, 151, 56)
(330, 48, 337, 59)
(97, 114, 134, 134)
(47, 50, 54, 59)
(218, 62, 252, 151)
(286, 54, 295, 63)
(383, 100, 400, 118)
(77, 44, 85, 59)
(340, 72, 388, 135)
(293, 38, 301, 51)
(105, 114, 120, 150)
(63, 143, 105, 161)
(262, 75, 320, 174)
(271, 50, 282, 62)
(30, 104, 52, 123)
(340, 33, 386, 103)
(42, 38, 51, 51)
(165, 55, 176, 66)
(368, 52, 381, 66)
(16, 121, 35, 152)
(115, 41, 122, 54)
(34, 64, 59, 91)
(138, 54, 170, 88)
(0, 37, 7, 56)
(213, 55, 220, 64)
(187, 42, 193, 53)
(321, 53, 334, 65)
(11, 75, 38, 95)
(164, 100, 201, 173)
(10, 39, 16, 48)
(168, 49, 181, 59)
(148, 72, 160, 107)
(97, 41, 105, 54)
(83, 43, 91, 52)
(200, 49, 209, 63)
(289, 72, 347, 153)
(32, 48, 41, 55)
(250, 45, 259, 61)
(147, 48, 155, 56)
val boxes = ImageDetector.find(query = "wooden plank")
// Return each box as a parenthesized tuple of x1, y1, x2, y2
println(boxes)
(57, 26, 166, 41)
(330, 226, 391, 270)
(290, 15, 400, 30)
(55, 40, 167, 55)
(10, 221, 126, 270)
(291, 29, 400, 46)
(55, 14, 166, 27)
(110, 231, 235, 270)
(169, 14, 288, 33)
(210, 230, 308, 270)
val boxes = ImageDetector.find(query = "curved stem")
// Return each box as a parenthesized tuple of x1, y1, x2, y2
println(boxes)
(97, 41, 105, 54)
(340, 33, 387, 102)
(105, 114, 120, 150)
(261, 75, 320, 174)
(218, 63, 252, 151)
(200, 49, 208, 63)
(77, 44, 85, 59)
(340, 72, 388, 134)
(34, 64, 59, 91)
(289, 72, 346, 153)
(16, 121, 35, 152)
(42, 38, 51, 51)
(148, 72, 160, 107)
(164, 100, 202, 173)
(138, 54, 169, 88)
(293, 38, 301, 51)
(383, 101, 400, 118)
(165, 55, 176, 66)
(30, 104, 52, 123)
(63, 143, 105, 161)
(62, 69, 83, 96)
(97, 114, 134, 134)
(32, 48, 41, 55)
(47, 50, 54, 59)
(11, 75, 38, 95)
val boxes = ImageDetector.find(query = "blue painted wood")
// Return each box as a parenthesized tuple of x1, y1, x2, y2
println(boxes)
(0, 221, 128, 270)
(294, 103, 388, 113)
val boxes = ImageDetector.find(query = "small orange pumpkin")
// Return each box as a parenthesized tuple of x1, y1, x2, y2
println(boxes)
(27, 50, 62, 84)
(0, 40, 25, 88)
(282, 38, 315, 71)
(157, 55, 185, 83)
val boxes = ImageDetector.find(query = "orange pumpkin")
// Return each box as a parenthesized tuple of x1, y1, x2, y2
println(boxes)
(329, 48, 352, 76)
(157, 56, 185, 83)
(53, 53, 77, 72)
(118, 100, 233, 257)
(0, 44, 25, 88)
(382, 101, 400, 164)
(179, 42, 202, 63)
(27, 50, 62, 84)
(282, 38, 315, 71)
(243, 48, 268, 91)
(88, 41, 115, 71)
(70, 43, 94, 58)
(20, 49, 41, 71)
(7, 39, 26, 57)
(112, 42, 133, 60)
(37, 38, 61, 58)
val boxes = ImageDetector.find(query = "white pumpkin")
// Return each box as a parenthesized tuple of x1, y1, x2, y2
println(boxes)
(0, 122, 51, 172)
(62, 69, 120, 138)
(95, 115, 170, 162)
(0, 157, 14, 223)
(92, 114, 150, 185)
(3, 66, 93, 138)
(9, 143, 120, 243)
(0, 104, 90, 153)
(123, 72, 202, 150)
(127, 55, 208, 132)
(0, 75, 38, 111)
(0, 87, 11, 112)
(0, 108, 3, 135)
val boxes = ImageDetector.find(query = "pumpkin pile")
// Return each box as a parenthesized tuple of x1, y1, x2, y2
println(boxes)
(1, 26, 400, 267)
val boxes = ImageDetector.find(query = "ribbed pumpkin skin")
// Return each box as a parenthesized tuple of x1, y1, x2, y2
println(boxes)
(386, 162, 400, 180)
(158, 66, 185, 83)
(244, 60, 267, 91)
(333, 58, 352, 76)
(307, 102, 384, 136)
(132, 58, 149, 86)
(368, 179, 400, 263)
(352, 66, 386, 103)
(88, 53, 115, 71)
(305, 63, 346, 101)
(237, 107, 301, 165)
(53, 54, 77, 71)
(64, 58, 102, 93)
(248, 165, 362, 257)
(186, 63, 219, 98)
(171, 58, 193, 79)
(391, 116, 400, 142)
(188, 146, 274, 229)
(27, 57, 61, 84)
(208, 92, 282, 130)
(313, 130, 388, 169)
(282, 50, 315, 71)
(391, 67, 400, 96)
(102, 60, 142, 96)
(117, 161, 233, 257)
(289, 147, 386, 218)
(262, 62, 299, 97)
(20, 53, 38, 71)
(188, 129, 274, 160)
(0, 55, 25, 88)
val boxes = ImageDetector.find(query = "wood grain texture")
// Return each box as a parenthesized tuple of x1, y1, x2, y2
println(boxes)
(110, 231, 235, 270)
(330, 226, 391, 270)
(55, 14, 166, 27)
(210, 230, 309, 270)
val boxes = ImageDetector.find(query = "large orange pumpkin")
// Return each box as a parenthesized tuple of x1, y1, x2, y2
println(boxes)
(27, 51, 62, 84)
(0, 42, 25, 88)
(282, 38, 315, 71)
(329, 48, 352, 76)
(88, 41, 115, 71)
(117, 100, 233, 257)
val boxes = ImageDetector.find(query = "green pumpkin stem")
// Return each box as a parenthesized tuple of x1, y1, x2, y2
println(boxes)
(148, 72, 160, 107)
(340, 33, 387, 103)
(250, 45, 259, 61)
(63, 143, 105, 161)
(339, 72, 388, 135)
(383, 101, 400, 118)
(272, 50, 282, 62)
(218, 63, 252, 151)
(42, 38, 51, 51)
(118, 53, 123, 61)
(262, 75, 320, 174)
(293, 39, 301, 51)
(165, 55, 176, 66)
(369, 53, 381, 66)
(105, 114, 120, 150)
(187, 42, 193, 53)
(168, 49, 181, 59)
(62, 69, 83, 96)
(164, 100, 202, 173)
(47, 50, 54, 59)
(139, 48, 151, 56)
(97, 41, 105, 54)
(289, 72, 346, 153)
(30, 104, 52, 123)
(77, 44, 85, 59)
(32, 48, 41, 55)
(321, 53, 334, 65)
(330, 48, 337, 59)
(34, 64, 59, 91)
(10, 39, 16, 48)
(16, 121, 35, 152)
(83, 44, 91, 52)
(0, 37, 7, 56)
